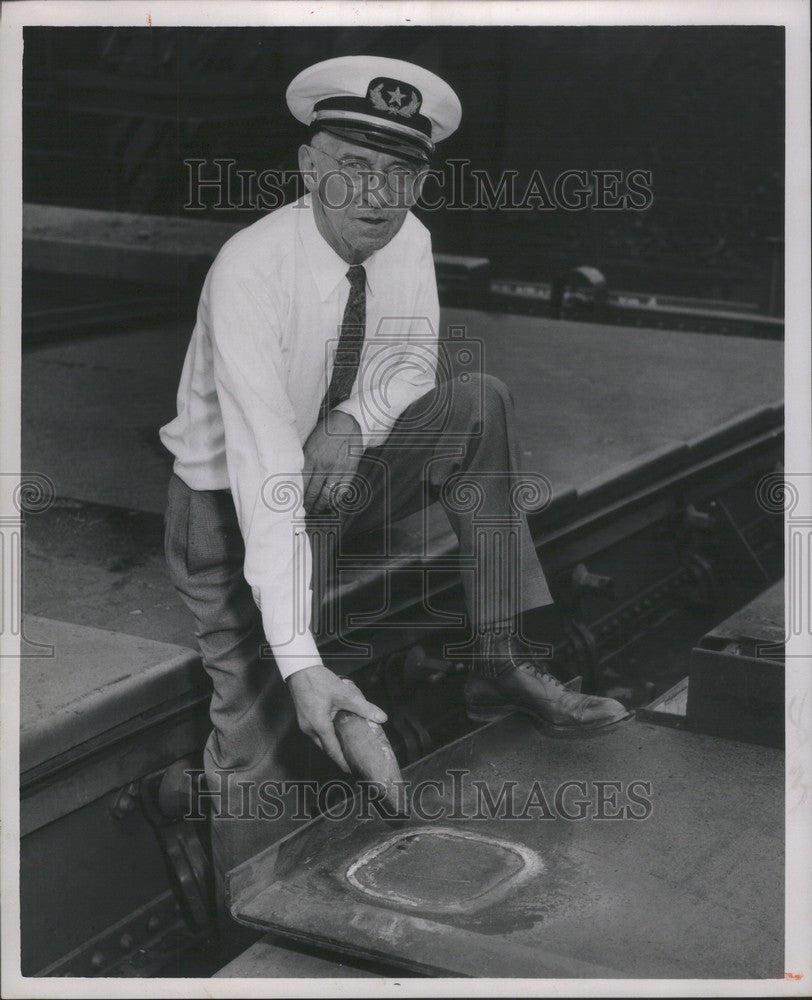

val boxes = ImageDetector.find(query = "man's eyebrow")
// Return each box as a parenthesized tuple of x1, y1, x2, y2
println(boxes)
(337, 153, 413, 169)
(337, 153, 375, 165)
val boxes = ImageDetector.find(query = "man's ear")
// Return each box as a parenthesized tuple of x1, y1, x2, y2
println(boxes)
(299, 144, 317, 193)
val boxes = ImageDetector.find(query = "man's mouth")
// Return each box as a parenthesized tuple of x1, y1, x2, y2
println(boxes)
(357, 216, 388, 225)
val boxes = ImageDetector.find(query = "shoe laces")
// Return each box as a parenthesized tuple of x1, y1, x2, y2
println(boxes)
(518, 656, 561, 687)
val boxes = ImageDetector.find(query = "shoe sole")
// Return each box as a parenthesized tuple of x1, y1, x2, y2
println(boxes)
(465, 703, 633, 737)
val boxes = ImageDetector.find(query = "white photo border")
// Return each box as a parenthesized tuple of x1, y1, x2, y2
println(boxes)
(1, 2, 809, 997)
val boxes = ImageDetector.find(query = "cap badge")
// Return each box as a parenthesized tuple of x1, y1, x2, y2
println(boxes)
(367, 78, 421, 118)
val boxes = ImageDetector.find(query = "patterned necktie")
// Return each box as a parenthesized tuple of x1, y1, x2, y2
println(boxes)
(320, 264, 367, 420)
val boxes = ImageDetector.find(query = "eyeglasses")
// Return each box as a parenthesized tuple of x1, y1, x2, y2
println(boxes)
(307, 145, 424, 197)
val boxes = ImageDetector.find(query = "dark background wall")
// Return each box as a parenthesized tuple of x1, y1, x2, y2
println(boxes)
(23, 25, 784, 304)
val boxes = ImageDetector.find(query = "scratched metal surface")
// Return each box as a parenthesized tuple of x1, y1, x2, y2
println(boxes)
(227, 717, 783, 978)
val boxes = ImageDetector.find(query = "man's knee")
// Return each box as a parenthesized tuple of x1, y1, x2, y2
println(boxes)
(449, 372, 515, 425)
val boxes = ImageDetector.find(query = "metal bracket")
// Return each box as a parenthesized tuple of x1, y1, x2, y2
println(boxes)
(140, 763, 215, 934)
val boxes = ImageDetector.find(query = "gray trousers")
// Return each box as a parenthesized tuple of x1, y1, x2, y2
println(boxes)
(163, 373, 552, 912)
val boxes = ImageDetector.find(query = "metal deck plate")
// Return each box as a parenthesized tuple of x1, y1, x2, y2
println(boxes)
(346, 827, 542, 915)
(227, 717, 783, 979)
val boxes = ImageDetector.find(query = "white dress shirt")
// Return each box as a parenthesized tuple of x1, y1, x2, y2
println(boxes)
(159, 194, 440, 679)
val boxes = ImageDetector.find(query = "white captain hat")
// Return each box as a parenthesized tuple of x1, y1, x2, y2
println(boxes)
(286, 55, 462, 164)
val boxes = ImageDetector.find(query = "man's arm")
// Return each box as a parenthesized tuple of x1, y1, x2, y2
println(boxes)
(206, 253, 385, 769)
(207, 255, 316, 680)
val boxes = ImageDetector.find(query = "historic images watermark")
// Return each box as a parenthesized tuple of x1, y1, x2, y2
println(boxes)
(184, 157, 654, 213)
(756, 472, 811, 656)
(184, 767, 654, 823)
(0, 473, 55, 657)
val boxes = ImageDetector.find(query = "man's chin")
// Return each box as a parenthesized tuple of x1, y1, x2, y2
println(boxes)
(347, 225, 397, 254)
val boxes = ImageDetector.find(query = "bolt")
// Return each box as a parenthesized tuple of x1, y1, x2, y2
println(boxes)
(89, 951, 105, 971)
(119, 933, 134, 951)
(110, 789, 136, 818)
(146, 915, 161, 934)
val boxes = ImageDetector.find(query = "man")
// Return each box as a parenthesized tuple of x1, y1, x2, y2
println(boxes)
(160, 55, 627, 919)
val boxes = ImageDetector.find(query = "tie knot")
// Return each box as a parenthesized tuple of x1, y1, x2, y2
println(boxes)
(347, 265, 366, 291)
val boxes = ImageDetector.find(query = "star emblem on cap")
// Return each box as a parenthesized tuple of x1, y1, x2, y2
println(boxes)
(387, 86, 406, 107)
(368, 81, 421, 119)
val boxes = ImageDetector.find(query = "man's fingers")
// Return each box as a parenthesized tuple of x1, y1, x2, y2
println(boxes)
(337, 685, 388, 725)
(303, 470, 319, 506)
(316, 723, 351, 773)
(316, 480, 336, 514)
(304, 469, 325, 512)
(303, 719, 350, 772)
(302, 466, 314, 508)
(329, 476, 356, 507)
(312, 477, 344, 515)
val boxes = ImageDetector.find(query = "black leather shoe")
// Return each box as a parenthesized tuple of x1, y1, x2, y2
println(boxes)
(465, 630, 630, 736)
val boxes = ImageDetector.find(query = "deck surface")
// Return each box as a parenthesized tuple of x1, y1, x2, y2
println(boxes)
(20, 616, 204, 772)
(228, 715, 784, 979)
(22, 309, 781, 516)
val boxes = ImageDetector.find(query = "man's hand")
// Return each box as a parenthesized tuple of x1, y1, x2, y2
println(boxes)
(287, 664, 387, 772)
(303, 410, 363, 515)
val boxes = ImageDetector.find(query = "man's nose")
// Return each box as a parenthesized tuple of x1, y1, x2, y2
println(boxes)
(357, 171, 395, 208)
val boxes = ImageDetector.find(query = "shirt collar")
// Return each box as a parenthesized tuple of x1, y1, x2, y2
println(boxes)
(299, 194, 377, 301)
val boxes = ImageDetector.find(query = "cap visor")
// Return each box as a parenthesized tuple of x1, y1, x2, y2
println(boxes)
(314, 124, 431, 165)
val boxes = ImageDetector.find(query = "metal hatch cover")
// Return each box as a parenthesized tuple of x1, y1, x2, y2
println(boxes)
(345, 827, 543, 914)
(226, 716, 784, 979)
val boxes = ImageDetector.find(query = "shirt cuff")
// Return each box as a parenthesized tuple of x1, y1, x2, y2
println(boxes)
(333, 395, 383, 450)
(267, 627, 323, 681)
